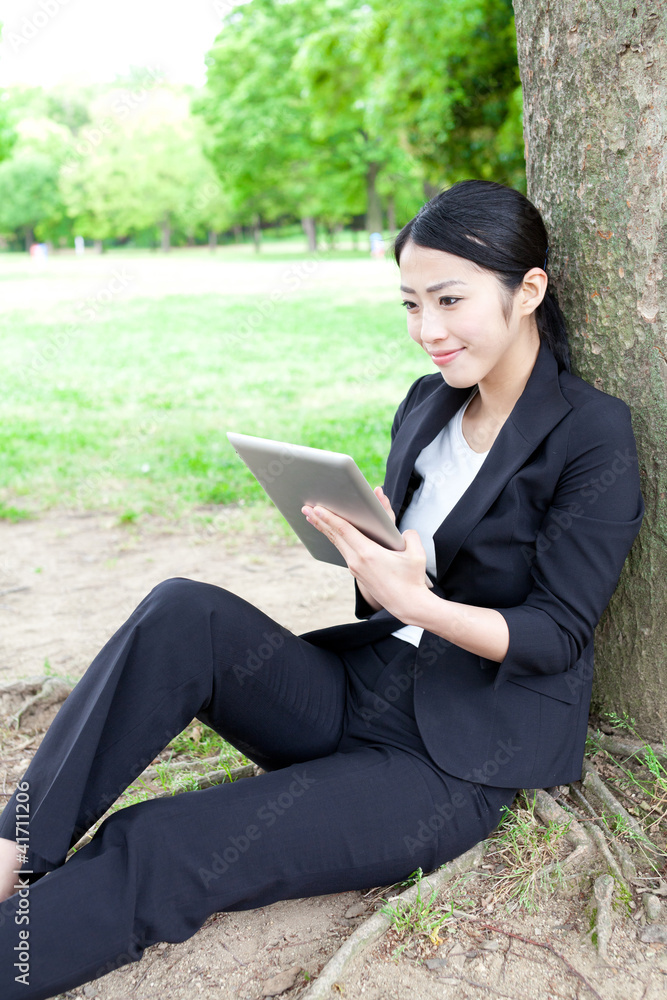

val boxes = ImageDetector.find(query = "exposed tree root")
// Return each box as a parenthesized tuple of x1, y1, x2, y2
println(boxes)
(0, 675, 72, 729)
(587, 727, 667, 765)
(593, 873, 614, 960)
(529, 786, 595, 868)
(581, 760, 663, 864)
(298, 843, 487, 1000)
(568, 784, 637, 880)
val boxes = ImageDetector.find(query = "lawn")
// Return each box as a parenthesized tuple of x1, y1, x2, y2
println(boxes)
(1, 246, 429, 520)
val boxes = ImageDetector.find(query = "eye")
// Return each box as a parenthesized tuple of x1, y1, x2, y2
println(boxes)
(401, 300, 418, 311)
(439, 296, 459, 306)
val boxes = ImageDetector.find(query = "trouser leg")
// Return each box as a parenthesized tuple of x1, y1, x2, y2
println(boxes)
(0, 745, 515, 1000)
(0, 577, 348, 873)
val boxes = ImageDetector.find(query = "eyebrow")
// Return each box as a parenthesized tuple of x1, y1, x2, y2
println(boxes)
(399, 280, 469, 294)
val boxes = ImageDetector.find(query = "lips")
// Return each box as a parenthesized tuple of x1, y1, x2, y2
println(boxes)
(429, 347, 465, 365)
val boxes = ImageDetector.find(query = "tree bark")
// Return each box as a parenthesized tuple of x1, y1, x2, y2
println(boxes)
(513, 2, 667, 739)
(301, 215, 317, 252)
(366, 162, 384, 234)
(252, 213, 262, 253)
(208, 230, 217, 251)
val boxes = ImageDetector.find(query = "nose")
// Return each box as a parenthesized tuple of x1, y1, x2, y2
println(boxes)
(419, 306, 448, 347)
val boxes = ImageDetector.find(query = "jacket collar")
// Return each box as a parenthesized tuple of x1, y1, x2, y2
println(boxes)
(385, 341, 573, 581)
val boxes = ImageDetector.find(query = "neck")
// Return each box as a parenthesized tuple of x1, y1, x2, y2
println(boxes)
(476, 332, 541, 423)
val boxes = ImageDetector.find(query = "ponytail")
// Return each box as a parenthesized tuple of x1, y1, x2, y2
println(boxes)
(536, 287, 570, 373)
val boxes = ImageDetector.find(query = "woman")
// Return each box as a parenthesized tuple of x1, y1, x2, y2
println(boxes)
(0, 180, 644, 999)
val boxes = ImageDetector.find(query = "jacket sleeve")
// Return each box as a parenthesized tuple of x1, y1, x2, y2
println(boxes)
(493, 395, 644, 686)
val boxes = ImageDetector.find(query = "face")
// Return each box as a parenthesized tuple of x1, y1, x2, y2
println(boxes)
(398, 240, 540, 390)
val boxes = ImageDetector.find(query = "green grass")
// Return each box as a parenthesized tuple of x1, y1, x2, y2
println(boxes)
(483, 791, 570, 913)
(2, 267, 426, 517)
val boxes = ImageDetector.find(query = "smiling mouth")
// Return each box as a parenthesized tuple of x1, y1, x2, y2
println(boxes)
(429, 347, 465, 360)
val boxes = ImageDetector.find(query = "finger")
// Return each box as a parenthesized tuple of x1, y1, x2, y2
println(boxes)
(401, 528, 425, 552)
(374, 486, 396, 523)
(302, 505, 359, 553)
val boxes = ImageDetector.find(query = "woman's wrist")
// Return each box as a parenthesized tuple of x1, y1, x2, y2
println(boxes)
(356, 579, 382, 613)
(402, 588, 509, 662)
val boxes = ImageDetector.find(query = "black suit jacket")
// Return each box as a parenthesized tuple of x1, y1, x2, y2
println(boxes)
(302, 341, 644, 788)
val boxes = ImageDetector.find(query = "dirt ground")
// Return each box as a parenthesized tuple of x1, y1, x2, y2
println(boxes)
(1, 511, 666, 1000)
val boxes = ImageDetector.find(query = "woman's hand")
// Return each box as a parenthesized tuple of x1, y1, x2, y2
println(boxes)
(373, 485, 396, 524)
(302, 487, 432, 624)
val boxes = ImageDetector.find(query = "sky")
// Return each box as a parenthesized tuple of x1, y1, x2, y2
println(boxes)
(0, 0, 239, 89)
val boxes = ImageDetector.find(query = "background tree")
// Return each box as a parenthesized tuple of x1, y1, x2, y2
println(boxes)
(61, 88, 230, 250)
(0, 111, 70, 247)
(513, 2, 666, 739)
(0, 150, 63, 248)
(0, 25, 17, 164)
(196, 0, 524, 243)
(196, 0, 323, 249)
(372, 0, 524, 191)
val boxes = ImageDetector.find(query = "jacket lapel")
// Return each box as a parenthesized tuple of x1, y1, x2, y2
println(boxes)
(384, 381, 471, 520)
(387, 342, 573, 580)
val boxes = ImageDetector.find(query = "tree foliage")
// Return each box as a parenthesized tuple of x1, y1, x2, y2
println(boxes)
(196, 0, 524, 235)
(0, 1, 525, 249)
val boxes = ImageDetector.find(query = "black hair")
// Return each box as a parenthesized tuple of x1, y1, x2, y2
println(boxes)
(393, 180, 570, 373)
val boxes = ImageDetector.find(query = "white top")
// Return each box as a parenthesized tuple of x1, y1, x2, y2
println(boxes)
(391, 387, 489, 647)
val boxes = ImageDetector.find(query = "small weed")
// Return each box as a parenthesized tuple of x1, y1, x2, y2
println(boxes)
(484, 791, 570, 913)
(381, 871, 456, 952)
(154, 762, 204, 795)
(117, 510, 139, 525)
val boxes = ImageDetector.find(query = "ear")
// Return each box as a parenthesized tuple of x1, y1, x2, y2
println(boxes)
(518, 267, 548, 317)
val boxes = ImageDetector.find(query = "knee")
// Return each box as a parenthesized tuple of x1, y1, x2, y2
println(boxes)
(145, 577, 227, 621)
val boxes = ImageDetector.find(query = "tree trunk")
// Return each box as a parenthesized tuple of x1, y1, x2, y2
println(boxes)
(233, 225, 243, 243)
(301, 215, 317, 253)
(93, 239, 104, 254)
(513, 2, 667, 740)
(252, 214, 262, 253)
(366, 162, 384, 234)
(24, 227, 34, 252)
(387, 196, 397, 233)
(208, 230, 218, 251)
(161, 216, 171, 252)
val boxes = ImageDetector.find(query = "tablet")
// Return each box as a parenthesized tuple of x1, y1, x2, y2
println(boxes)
(226, 431, 405, 567)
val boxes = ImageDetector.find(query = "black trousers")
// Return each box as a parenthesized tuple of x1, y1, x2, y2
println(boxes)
(0, 578, 516, 1000)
